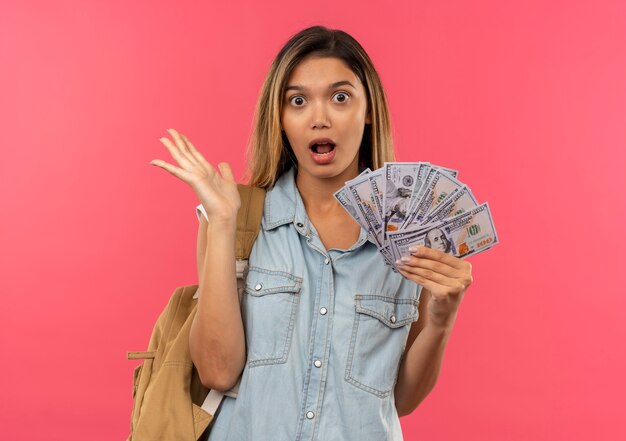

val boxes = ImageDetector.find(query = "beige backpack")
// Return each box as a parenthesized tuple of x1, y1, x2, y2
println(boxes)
(127, 185, 265, 440)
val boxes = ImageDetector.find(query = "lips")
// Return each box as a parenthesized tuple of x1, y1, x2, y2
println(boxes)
(309, 138, 336, 154)
(307, 137, 337, 165)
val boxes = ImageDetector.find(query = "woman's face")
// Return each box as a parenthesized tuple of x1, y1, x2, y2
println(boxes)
(280, 56, 371, 184)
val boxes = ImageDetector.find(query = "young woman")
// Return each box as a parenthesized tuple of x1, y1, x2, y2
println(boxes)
(150, 25, 473, 441)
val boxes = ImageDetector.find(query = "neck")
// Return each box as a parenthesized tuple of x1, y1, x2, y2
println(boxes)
(295, 164, 360, 216)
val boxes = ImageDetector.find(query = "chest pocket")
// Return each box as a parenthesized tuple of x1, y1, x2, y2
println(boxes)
(345, 295, 419, 397)
(242, 266, 303, 367)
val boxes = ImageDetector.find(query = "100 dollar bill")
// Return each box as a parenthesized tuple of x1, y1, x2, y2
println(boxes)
(421, 186, 478, 225)
(383, 162, 427, 234)
(390, 203, 498, 260)
(402, 169, 466, 229)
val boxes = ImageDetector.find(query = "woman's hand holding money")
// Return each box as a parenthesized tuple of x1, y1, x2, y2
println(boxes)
(150, 128, 240, 224)
(396, 246, 473, 328)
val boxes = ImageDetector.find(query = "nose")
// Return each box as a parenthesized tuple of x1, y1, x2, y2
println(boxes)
(310, 102, 331, 129)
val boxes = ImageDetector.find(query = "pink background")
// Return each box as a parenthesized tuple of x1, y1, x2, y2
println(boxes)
(1, 1, 625, 440)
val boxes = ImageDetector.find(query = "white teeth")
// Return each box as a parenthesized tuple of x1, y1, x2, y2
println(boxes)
(311, 143, 335, 154)
(312, 147, 334, 155)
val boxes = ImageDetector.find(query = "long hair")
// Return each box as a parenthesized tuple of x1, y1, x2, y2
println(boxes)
(245, 25, 396, 189)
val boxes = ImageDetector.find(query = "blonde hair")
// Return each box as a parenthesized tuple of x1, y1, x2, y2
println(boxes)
(244, 26, 396, 189)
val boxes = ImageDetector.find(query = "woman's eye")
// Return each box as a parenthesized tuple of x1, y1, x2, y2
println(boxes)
(289, 96, 306, 106)
(333, 92, 350, 103)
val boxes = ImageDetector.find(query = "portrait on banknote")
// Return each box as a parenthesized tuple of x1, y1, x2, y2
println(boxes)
(424, 227, 456, 255)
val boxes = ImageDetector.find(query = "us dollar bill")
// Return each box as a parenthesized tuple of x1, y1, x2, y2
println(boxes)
(421, 186, 478, 225)
(382, 162, 429, 235)
(367, 169, 384, 221)
(333, 168, 371, 228)
(334, 186, 364, 228)
(390, 203, 498, 260)
(433, 164, 459, 179)
(346, 174, 384, 246)
(387, 184, 478, 259)
(404, 163, 457, 215)
(402, 169, 466, 229)
(333, 168, 380, 246)
(335, 162, 496, 275)
(378, 243, 400, 272)
(386, 224, 434, 263)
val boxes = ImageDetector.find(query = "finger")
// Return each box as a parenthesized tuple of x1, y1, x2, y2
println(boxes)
(159, 136, 193, 169)
(397, 267, 465, 301)
(179, 132, 217, 176)
(150, 159, 192, 181)
(409, 245, 469, 271)
(396, 262, 462, 289)
(166, 128, 197, 165)
(396, 267, 439, 292)
(180, 132, 201, 155)
(217, 162, 235, 182)
(396, 255, 462, 279)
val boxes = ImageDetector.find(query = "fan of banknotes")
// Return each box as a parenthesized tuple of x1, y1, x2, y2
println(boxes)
(334, 162, 498, 272)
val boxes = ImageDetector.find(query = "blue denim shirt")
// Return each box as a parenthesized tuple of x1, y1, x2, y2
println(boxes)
(197, 167, 421, 441)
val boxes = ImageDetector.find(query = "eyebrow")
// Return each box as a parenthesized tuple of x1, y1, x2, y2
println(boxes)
(284, 80, 356, 92)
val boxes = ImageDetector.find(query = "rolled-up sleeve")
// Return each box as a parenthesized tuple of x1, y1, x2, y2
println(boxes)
(196, 203, 208, 222)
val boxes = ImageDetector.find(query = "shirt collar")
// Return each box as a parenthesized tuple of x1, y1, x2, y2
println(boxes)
(262, 166, 378, 247)
(262, 166, 308, 233)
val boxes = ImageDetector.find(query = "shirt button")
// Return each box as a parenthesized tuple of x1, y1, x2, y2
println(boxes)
(255, 283, 262, 291)
(324, 257, 330, 265)
(314, 360, 322, 368)
(319, 307, 328, 315)
(390, 314, 397, 324)
(306, 411, 315, 419)
(296, 222, 304, 228)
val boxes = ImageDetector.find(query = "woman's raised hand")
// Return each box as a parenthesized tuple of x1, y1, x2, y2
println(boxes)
(150, 128, 241, 224)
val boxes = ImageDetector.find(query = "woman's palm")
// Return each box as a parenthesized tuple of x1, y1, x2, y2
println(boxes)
(150, 128, 241, 221)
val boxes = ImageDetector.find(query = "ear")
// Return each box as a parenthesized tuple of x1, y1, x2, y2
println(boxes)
(365, 109, 371, 124)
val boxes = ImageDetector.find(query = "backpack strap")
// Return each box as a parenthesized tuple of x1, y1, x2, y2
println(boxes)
(235, 184, 266, 260)
(201, 184, 265, 416)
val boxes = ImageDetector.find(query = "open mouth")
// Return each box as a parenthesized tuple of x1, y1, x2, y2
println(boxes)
(310, 142, 336, 155)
